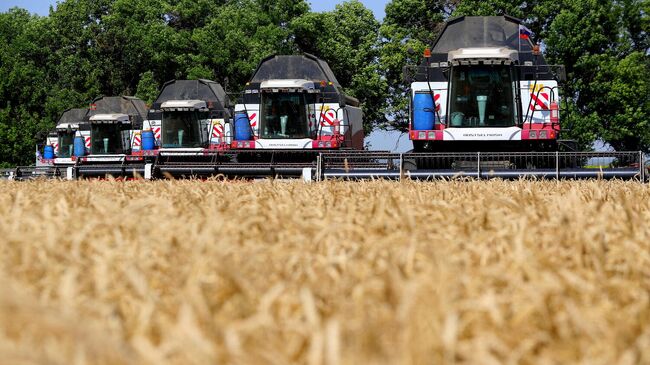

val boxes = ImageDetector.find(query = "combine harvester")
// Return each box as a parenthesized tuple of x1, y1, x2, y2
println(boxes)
(320, 16, 646, 180)
(227, 53, 365, 178)
(32, 108, 90, 179)
(73, 96, 149, 178)
(145, 79, 233, 178)
(6, 108, 89, 180)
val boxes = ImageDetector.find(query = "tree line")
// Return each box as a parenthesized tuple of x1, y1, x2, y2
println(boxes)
(0, 0, 648, 166)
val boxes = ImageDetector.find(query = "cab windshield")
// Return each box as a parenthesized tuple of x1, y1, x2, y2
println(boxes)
(58, 131, 75, 158)
(91, 124, 126, 154)
(449, 65, 517, 128)
(162, 111, 203, 148)
(260, 93, 310, 139)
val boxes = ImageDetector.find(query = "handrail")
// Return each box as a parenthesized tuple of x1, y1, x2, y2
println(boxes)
(318, 151, 647, 182)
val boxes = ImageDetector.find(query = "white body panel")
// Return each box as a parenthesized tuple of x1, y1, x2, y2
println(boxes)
(159, 148, 205, 156)
(411, 82, 450, 125)
(131, 130, 141, 151)
(145, 119, 162, 146)
(260, 79, 315, 90)
(53, 157, 75, 166)
(161, 100, 206, 110)
(442, 127, 522, 141)
(520, 80, 559, 124)
(57, 122, 80, 130)
(448, 47, 518, 62)
(82, 155, 126, 163)
(309, 103, 346, 135)
(255, 139, 313, 149)
(209, 118, 229, 144)
(47, 136, 59, 154)
(89, 114, 129, 123)
(81, 130, 91, 149)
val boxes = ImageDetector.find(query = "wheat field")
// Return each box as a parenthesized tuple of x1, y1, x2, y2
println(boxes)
(0, 179, 649, 365)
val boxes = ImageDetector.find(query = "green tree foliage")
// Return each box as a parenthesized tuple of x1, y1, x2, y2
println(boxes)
(135, 71, 160, 106)
(292, 0, 387, 133)
(0, 9, 53, 166)
(193, 0, 297, 91)
(544, 0, 649, 150)
(379, 0, 455, 130)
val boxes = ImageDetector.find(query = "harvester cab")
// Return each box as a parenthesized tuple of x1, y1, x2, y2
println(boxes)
(81, 96, 147, 158)
(56, 126, 76, 159)
(233, 54, 364, 152)
(87, 113, 132, 155)
(146, 79, 231, 155)
(159, 100, 209, 149)
(406, 16, 565, 153)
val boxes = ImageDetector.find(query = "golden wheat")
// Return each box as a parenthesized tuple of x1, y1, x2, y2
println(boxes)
(0, 179, 649, 365)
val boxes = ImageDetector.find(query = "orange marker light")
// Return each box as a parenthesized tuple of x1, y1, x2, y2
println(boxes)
(423, 47, 432, 58)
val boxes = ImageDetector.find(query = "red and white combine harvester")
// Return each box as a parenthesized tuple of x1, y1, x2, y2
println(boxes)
(146, 79, 231, 153)
(231, 54, 364, 165)
(143, 79, 233, 178)
(319, 15, 644, 180)
(73, 96, 149, 178)
(407, 16, 563, 154)
(36, 108, 89, 178)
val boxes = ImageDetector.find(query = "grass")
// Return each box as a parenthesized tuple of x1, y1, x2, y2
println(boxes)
(0, 179, 649, 365)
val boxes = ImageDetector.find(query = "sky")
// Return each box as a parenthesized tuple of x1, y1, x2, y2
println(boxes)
(1, 0, 390, 19)
(311, 0, 387, 19)
(1, 0, 409, 151)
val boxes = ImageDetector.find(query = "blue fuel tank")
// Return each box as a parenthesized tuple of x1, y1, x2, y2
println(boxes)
(413, 93, 436, 130)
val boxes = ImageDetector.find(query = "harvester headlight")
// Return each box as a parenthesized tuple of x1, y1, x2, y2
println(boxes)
(428, 131, 435, 140)
(529, 131, 537, 139)
(539, 130, 548, 139)
(318, 141, 324, 148)
(325, 141, 332, 148)
(418, 131, 426, 140)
